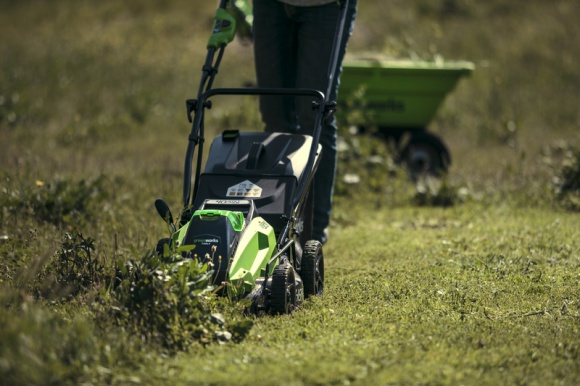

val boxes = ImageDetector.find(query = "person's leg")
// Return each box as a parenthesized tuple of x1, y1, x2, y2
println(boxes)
(294, 1, 358, 243)
(252, 0, 298, 133)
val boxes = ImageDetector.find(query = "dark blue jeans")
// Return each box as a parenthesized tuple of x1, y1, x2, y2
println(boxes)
(253, 0, 357, 243)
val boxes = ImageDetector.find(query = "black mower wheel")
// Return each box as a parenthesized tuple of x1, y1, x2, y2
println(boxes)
(302, 240, 324, 298)
(155, 238, 172, 257)
(400, 131, 451, 179)
(270, 263, 296, 314)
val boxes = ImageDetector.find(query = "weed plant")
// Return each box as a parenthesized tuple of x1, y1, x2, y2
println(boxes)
(552, 146, 580, 211)
(99, 250, 251, 352)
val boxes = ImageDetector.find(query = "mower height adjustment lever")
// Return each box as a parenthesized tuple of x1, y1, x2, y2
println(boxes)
(312, 101, 337, 123)
(323, 101, 337, 123)
(186, 99, 212, 123)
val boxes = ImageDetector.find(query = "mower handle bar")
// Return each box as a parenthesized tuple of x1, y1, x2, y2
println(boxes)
(201, 87, 325, 101)
(183, 0, 350, 213)
(182, 86, 326, 210)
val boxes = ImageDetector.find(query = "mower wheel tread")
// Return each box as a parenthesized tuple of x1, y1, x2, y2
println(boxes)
(302, 240, 324, 298)
(271, 263, 295, 314)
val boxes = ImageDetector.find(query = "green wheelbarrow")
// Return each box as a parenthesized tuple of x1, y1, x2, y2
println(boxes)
(339, 57, 474, 177)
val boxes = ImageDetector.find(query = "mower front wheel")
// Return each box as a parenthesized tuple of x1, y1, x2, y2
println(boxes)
(302, 240, 324, 298)
(270, 263, 296, 314)
(155, 238, 172, 257)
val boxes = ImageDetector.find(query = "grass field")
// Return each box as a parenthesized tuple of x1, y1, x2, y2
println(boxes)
(1, 0, 579, 385)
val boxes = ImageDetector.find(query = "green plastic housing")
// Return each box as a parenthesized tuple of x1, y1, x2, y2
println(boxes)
(339, 57, 474, 128)
(227, 217, 277, 296)
(194, 210, 244, 232)
(207, 8, 236, 49)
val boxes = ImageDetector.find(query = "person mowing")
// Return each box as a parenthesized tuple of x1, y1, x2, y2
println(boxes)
(252, 0, 358, 244)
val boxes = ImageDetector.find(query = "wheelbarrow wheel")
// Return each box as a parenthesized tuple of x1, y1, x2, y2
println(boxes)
(400, 131, 451, 179)
(302, 240, 324, 298)
(271, 262, 296, 314)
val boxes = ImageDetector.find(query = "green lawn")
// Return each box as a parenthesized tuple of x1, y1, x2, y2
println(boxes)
(1, 0, 579, 385)
(168, 205, 579, 386)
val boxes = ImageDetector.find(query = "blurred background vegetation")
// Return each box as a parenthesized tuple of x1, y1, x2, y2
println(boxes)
(1, 0, 579, 384)
(2, 0, 579, 201)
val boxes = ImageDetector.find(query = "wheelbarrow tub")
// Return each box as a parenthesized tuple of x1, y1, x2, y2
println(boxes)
(339, 58, 474, 128)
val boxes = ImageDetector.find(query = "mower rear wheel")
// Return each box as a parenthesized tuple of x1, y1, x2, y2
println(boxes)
(302, 240, 324, 298)
(270, 263, 296, 314)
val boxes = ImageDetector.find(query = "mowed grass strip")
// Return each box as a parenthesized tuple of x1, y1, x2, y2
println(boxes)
(168, 205, 579, 385)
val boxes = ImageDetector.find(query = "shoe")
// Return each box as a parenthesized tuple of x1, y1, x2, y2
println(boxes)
(320, 228, 329, 245)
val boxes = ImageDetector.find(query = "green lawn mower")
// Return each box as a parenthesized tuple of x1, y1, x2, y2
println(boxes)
(154, 0, 350, 314)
